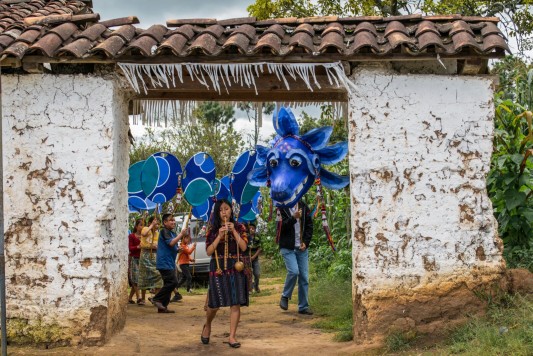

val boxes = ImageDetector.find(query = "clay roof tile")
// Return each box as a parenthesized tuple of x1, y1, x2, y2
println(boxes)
(451, 31, 481, 52)
(91, 35, 126, 57)
(384, 21, 408, 38)
(188, 32, 220, 55)
(318, 30, 344, 53)
(169, 24, 194, 41)
(481, 22, 502, 37)
(415, 21, 439, 37)
(57, 37, 92, 57)
(48, 22, 77, 41)
(348, 31, 379, 54)
(157, 33, 188, 56)
(140, 24, 168, 42)
(449, 20, 475, 36)
(110, 25, 136, 42)
(482, 34, 510, 53)
(293, 23, 314, 36)
(229, 24, 256, 41)
(75, 23, 106, 41)
(252, 32, 281, 54)
(417, 31, 445, 51)
(261, 24, 285, 39)
(353, 22, 378, 36)
(289, 31, 314, 53)
(322, 22, 344, 36)
(222, 33, 251, 54)
(16, 28, 42, 44)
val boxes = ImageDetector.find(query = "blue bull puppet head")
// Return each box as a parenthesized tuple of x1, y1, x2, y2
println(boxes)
(248, 107, 349, 208)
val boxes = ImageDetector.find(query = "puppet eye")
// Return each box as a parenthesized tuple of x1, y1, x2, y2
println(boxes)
(269, 159, 278, 167)
(289, 159, 301, 167)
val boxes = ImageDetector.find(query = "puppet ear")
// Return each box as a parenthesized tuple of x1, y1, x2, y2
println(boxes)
(320, 168, 350, 189)
(247, 167, 268, 187)
(255, 145, 269, 165)
(273, 107, 299, 136)
(315, 141, 348, 165)
(301, 126, 333, 150)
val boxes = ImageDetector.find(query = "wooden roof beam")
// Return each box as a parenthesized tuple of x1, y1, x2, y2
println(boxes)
(99, 16, 139, 28)
(23, 13, 100, 26)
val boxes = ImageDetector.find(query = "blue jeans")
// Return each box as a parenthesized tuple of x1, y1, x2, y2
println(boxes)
(280, 248, 309, 311)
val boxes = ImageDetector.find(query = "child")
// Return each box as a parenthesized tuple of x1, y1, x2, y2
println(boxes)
(176, 233, 196, 294)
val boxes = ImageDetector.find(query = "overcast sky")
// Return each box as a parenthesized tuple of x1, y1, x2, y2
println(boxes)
(94, 1, 321, 140)
(92, 0, 253, 28)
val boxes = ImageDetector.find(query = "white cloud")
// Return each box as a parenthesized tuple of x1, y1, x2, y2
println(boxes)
(92, 0, 253, 28)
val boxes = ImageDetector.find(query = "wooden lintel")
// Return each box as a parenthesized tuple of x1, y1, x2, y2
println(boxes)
(22, 62, 43, 73)
(137, 90, 348, 103)
(0, 52, 505, 68)
(458, 58, 488, 75)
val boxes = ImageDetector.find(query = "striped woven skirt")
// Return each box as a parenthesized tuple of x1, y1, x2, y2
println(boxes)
(129, 256, 140, 286)
(207, 257, 249, 309)
(138, 250, 162, 290)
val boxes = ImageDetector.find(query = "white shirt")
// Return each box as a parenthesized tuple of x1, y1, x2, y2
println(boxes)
(289, 203, 301, 248)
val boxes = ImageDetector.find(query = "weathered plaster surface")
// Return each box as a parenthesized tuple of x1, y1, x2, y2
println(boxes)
(347, 68, 504, 341)
(2, 73, 129, 345)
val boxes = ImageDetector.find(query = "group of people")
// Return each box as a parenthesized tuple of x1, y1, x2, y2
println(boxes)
(127, 197, 313, 349)
(127, 215, 196, 308)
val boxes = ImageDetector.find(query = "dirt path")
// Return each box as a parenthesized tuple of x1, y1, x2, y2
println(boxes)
(11, 277, 375, 356)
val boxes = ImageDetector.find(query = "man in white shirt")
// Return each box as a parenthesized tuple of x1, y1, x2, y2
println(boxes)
(277, 200, 314, 315)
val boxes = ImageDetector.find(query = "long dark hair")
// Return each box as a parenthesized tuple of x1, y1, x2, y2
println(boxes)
(134, 218, 144, 234)
(211, 199, 235, 232)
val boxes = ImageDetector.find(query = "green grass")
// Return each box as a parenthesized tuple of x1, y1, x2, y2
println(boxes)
(309, 274, 353, 342)
(441, 294, 533, 356)
(392, 294, 533, 355)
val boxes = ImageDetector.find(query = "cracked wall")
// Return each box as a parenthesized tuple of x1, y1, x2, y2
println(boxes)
(2, 73, 129, 346)
(347, 68, 504, 342)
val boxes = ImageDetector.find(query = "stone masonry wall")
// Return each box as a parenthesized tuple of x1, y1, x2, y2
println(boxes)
(2, 73, 129, 346)
(347, 68, 505, 342)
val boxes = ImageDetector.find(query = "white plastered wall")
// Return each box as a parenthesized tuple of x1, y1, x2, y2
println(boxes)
(347, 67, 504, 340)
(2, 73, 129, 345)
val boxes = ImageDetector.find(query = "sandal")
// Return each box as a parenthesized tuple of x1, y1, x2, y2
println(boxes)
(225, 341, 241, 348)
(137, 299, 145, 305)
(201, 324, 210, 345)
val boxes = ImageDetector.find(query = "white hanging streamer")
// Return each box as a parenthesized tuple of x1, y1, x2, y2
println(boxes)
(118, 62, 352, 96)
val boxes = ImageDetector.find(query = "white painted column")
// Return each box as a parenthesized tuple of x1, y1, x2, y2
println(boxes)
(2, 73, 129, 345)
(347, 68, 504, 341)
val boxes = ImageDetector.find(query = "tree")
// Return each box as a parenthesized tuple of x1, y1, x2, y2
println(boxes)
(248, 0, 533, 54)
(193, 101, 235, 134)
(237, 102, 275, 148)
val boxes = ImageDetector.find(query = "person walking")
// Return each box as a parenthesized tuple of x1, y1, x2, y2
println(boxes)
(278, 200, 314, 315)
(152, 213, 188, 313)
(248, 222, 262, 293)
(176, 233, 196, 294)
(201, 199, 248, 348)
(128, 218, 143, 304)
(138, 216, 162, 305)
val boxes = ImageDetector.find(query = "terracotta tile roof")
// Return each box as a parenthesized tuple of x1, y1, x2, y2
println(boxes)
(0, 1, 510, 63)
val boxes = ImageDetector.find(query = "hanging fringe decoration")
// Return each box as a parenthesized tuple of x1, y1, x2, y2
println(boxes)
(315, 174, 336, 252)
(119, 62, 355, 96)
(131, 99, 198, 128)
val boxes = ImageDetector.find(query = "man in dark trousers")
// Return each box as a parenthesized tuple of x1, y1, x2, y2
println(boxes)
(152, 213, 187, 313)
(278, 200, 314, 315)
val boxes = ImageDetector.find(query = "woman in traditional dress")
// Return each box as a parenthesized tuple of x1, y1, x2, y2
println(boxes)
(128, 218, 143, 304)
(201, 199, 248, 348)
(137, 216, 163, 305)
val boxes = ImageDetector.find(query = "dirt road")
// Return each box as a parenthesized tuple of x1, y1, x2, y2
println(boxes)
(11, 276, 374, 356)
